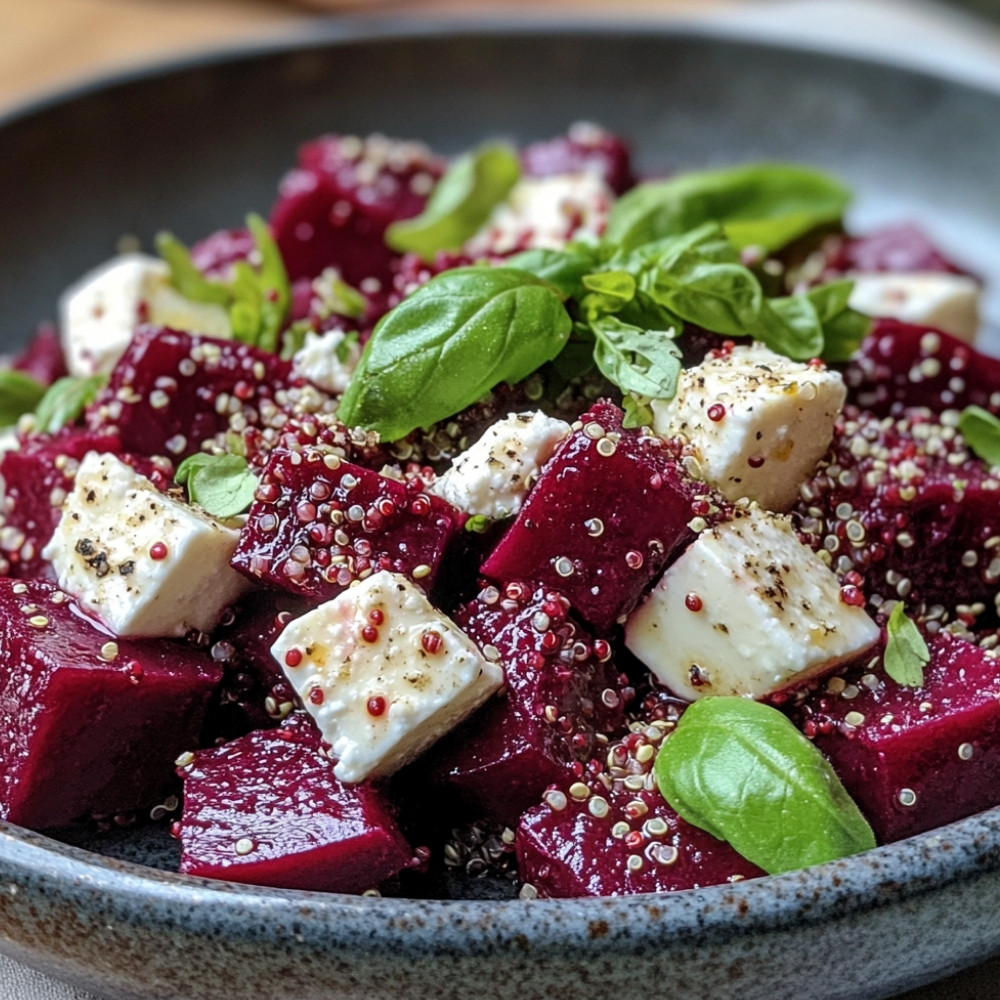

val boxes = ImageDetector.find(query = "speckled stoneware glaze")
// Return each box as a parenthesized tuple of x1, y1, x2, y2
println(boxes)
(2, 20, 1000, 1000)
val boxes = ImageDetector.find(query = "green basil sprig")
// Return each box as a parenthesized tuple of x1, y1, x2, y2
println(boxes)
(590, 317, 682, 400)
(157, 213, 290, 353)
(386, 144, 521, 262)
(337, 266, 571, 442)
(959, 405, 1000, 467)
(605, 162, 851, 254)
(0, 370, 47, 427)
(33, 374, 107, 434)
(175, 452, 259, 519)
(655, 697, 876, 875)
(883, 603, 930, 688)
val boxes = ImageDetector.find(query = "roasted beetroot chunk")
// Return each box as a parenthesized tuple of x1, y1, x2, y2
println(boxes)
(424, 584, 628, 824)
(797, 630, 1000, 844)
(176, 712, 414, 893)
(844, 319, 1000, 416)
(794, 404, 1000, 609)
(190, 227, 256, 280)
(270, 133, 445, 288)
(820, 224, 970, 279)
(481, 400, 700, 631)
(0, 578, 222, 830)
(517, 723, 764, 897)
(11, 321, 67, 386)
(232, 446, 461, 601)
(520, 123, 635, 195)
(85, 326, 300, 460)
(0, 429, 124, 579)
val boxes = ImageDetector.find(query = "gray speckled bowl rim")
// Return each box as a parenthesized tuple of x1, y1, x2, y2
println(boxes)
(2, 15, 1000, 997)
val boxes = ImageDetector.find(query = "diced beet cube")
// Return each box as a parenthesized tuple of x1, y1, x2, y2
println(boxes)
(231, 446, 461, 601)
(85, 326, 300, 460)
(422, 584, 627, 825)
(820, 224, 970, 279)
(793, 403, 1000, 609)
(844, 319, 1000, 416)
(190, 227, 256, 281)
(516, 725, 764, 897)
(270, 134, 445, 287)
(520, 123, 635, 195)
(176, 712, 414, 893)
(0, 428, 124, 579)
(201, 590, 307, 742)
(11, 321, 67, 386)
(797, 630, 1000, 843)
(0, 578, 222, 830)
(481, 400, 701, 631)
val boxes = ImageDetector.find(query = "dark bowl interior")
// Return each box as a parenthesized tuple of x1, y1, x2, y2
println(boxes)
(1, 19, 1000, 1000)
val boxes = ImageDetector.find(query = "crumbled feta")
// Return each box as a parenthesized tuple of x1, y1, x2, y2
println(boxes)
(292, 329, 362, 395)
(651, 342, 846, 512)
(466, 172, 613, 255)
(848, 272, 981, 343)
(271, 570, 504, 783)
(42, 451, 249, 638)
(625, 505, 880, 700)
(59, 253, 231, 377)
(429, 411, 570, 519)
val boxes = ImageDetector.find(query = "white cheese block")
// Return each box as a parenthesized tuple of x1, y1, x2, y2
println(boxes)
(59, 253, 231, 377)
(465, 172, 613, 255)
(272, 571, 503, 783)
(429, 411, 570, 519)
(625, 505, 880, 701)
(847, 271, 981, 343)
(42, 451, 249, 638)
(292, 329, 362, 395)
(651, 342, 846, 512)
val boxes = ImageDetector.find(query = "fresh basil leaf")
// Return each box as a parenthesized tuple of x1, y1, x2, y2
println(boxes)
(590, 317, 682, 400)
(959, 405, 1000, 467)
(506, 246, 596, 300)
(551, 335, 597, 381)
(34, 374, 107, 434)
(622, 392, 654, 429)
(155, 233, 230, 306)
(754, 297, 825, 361)
(279, 320, 312, 362)
(312, 270, 367, 321)
(883, 603, 930, 688)
(175, 452, 259, 519)
(0, 370, 47, 427)
(246, 213, 290, 354)
(385, 144, 521, 261)
(655, 697, 876, 875)
(606, 163, 851, 254)
(763, 280, 870, 362)
(337, 266, 572, 442)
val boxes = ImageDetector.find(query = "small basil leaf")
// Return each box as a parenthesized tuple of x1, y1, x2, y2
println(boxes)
(312, 271, 367, 320)
(386, 144, 521, 261)
(279, 320, 312, 362)
(763, 280, 870, 362)
(155, 233, 231, 306)
(246, 213, 291, 354)
(175, 452, 259, 519)
(606, 163, 850, 254)
(0, 370, 47, 427)
(803, 280, 871, 362)
(754, 297, 825, 361)
(959, 405, 1000, 467)
(622, 392, 654, 429)
(34, 375, 107, 434)
(590, 317, 682, 400)
(506, 246, 597, 300)
(337, 266, 572, 442)
(883, 603, 930, 688)
(655, 697, 876, 875)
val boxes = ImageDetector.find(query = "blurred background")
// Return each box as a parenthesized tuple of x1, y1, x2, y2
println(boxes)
(2, 0, 1000, 115)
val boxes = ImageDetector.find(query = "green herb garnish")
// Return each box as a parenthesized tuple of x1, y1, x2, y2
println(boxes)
(883, 603, 930, 688)
(959, 405, 1000, 467)
(175, 453, 259, 520)
(33, 375, 107, 434)
(654, 697, 876, 875)
(0, 370, 47, 427)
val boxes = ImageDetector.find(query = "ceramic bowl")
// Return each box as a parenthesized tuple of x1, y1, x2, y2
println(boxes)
(1, 19, 1000, 1000)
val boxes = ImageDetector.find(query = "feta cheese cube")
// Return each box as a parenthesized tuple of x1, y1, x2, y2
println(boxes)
(651, 343, 846, 512)
(42, 452, 249, 638)
(466, 172, 613, 255)
(59, 253, 231, 377)
(292, 329, 361, 395)
(272, 570, 504, 783)
(430, 411, 571, 519)
(625, 505, 880, 701)
(848, 272, 981, 343)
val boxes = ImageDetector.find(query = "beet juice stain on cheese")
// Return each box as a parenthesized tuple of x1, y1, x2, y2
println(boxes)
(0, 120, 994, 898)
